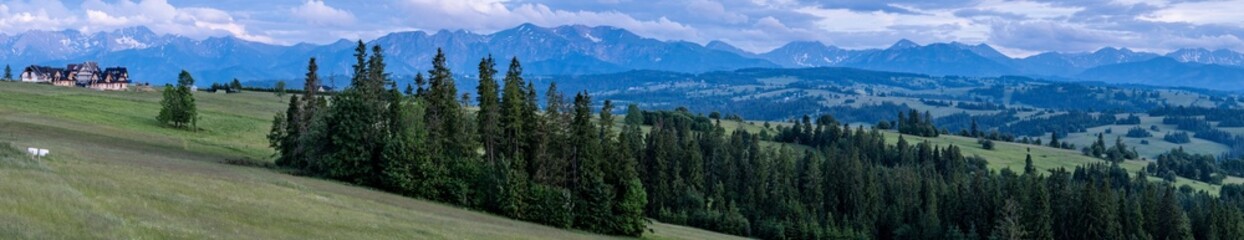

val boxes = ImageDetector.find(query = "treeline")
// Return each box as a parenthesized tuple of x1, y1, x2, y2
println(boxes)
(998, 111, 1115, 137)
(1148, 148, 1223, 184)
(268, 43, 644, 235)
(1010, 83, 1158, 112)
(896, 109, 939, 137)
(1149, 106, 1244, 127)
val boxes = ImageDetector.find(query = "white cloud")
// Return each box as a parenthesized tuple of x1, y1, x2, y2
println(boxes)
(793, 5, 989, 47)
(0, 1, 77, 32)
(291, 0, 355, 27)
(972, 0, 1083, 20)
(685, 0, 748, 24)
(1141, 0, 1244, 25)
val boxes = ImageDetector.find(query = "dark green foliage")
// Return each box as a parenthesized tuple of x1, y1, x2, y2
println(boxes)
(979, 138, 995, 150)
(1165, 132, 1193, 144)
(1148, 148, 1223, 184)
(310, 42, 392, 185)
(897, 109, 939, 137)
(157, 70, 197, 129)
(1083, 133, 1137, 162)
(230, 78, 243, 93)
(270, 44, 1244, 240)
(3, 64, 10, 80)
(522, 184, 573, 228)
(1117, 114, 1142, 125)
(270, 58, 323, 170)
(274, 45, 649, 236)
(876, 120, 892, 130)
(274, 80, 286, 97)
(1049, 131, 1061, 148)
(1126, 126, 1152, 138)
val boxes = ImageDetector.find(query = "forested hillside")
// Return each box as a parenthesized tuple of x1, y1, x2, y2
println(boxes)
(266, 43, 1244, 239)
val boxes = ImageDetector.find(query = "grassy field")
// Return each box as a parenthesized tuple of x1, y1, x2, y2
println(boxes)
(1059, 115, 1230, 159)
(0, 82, 745, 240)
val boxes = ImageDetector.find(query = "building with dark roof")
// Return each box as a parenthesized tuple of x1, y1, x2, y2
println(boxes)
(20, 62, 130, 91)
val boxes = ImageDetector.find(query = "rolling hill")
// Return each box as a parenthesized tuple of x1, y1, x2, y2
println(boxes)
(0, 81, 745, 240)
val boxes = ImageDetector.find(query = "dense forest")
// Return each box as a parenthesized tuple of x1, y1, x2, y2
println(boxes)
(267, 43, 1244, 239)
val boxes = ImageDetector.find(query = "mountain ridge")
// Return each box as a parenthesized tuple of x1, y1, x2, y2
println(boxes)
(3, 23, 1243, 89)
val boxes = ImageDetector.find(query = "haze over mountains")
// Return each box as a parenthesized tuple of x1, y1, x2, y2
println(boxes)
(5, 23, 1244, 90)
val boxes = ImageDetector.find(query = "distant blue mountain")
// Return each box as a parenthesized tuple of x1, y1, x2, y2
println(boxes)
(838, 40, 1018, 77)
(1077, 57, 1244, 90)
(2, 23, 1243, 90)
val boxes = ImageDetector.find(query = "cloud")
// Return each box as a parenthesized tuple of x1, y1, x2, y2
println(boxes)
(0, 0, 76, 32)
(989, 20, 1130, 52)
(0, 0, 280, 44)
(291, 0, 355, 27)
(684, 0, 748, 24)
(1141, 0, 1244, 25)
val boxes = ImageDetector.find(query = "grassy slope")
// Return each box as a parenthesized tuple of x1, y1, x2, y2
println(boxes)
(0, 82, 744, 240)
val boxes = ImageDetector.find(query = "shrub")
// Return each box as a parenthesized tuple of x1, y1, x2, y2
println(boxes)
(1164, 132, 1192, 144)
(1125, 127, 1152, 138)
(521, 184, 573, 228)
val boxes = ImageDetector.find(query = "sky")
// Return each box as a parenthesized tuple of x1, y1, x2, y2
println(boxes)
(3, 0, 1244, 57)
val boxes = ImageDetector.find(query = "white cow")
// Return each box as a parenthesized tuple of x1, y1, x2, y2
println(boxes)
(37, 149, 49, 157)
(26, 147, 37, 156)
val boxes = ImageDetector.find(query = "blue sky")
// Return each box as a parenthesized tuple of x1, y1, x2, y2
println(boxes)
(3, 0, 1244, 57)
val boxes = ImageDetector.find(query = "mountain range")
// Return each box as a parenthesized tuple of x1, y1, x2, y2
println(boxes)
(4, 23, 1244, 90)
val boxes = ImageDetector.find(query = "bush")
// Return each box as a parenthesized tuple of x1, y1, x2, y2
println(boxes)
(1165, 132, 1192, 144)
(978, 138, 995, 150)
(1125, 127, 1152, 138)
(522, 184, 573, 228)
(876, 120, 892, 130)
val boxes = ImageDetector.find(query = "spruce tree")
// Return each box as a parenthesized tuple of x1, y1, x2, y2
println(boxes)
(1048, 131, 1060, 148)
(569, 92, 614, 233)
(271, 95, 301, 167)
(3, 64, 11, 81)
(611, 102, 648, 236)
(500, 57, 527, 165)
(1024, 154, 1036, 175)
(414, 73, 426, 97)
(423, 48, 477, 205)
(477, 55, 501, 164)
(230, 78, 243, 92)
(312, 42, 390, 184)
(1023, 175, 1054, 240)
(426, 48, 466, 160)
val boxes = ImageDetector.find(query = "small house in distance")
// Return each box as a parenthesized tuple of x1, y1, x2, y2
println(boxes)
(20, 65, 64, 83)
(19, 62, 130, 91)
(93, 67, 130, 91)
